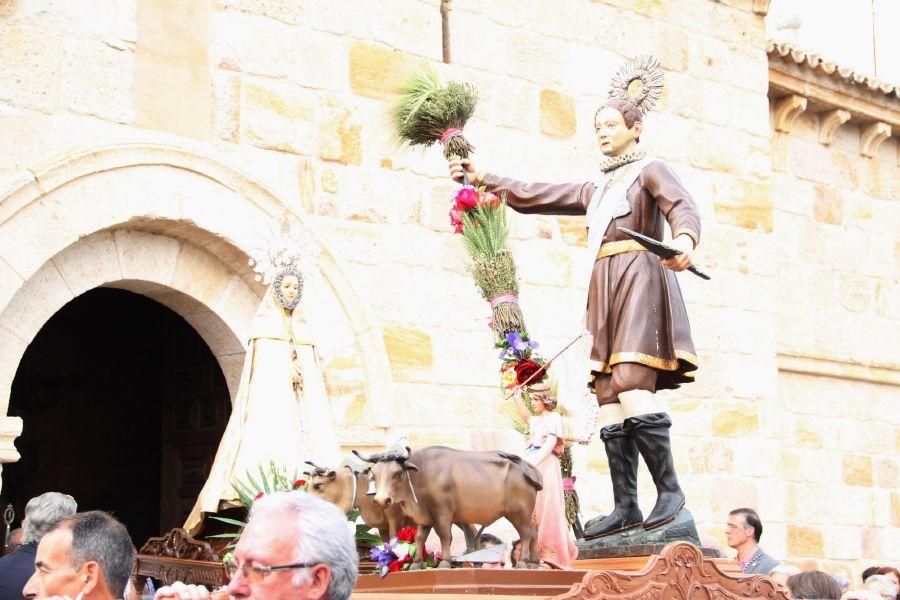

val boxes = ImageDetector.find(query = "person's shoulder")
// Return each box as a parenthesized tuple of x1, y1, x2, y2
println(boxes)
(545, 412, 563, 425)
(758, 550, 780, 570)
(0, 545, 34, 565)
(640, 159, 675, 179)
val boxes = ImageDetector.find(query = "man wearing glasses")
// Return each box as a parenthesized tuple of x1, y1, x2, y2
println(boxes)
(156, 492, 358, 600)
(726, 508, 780, 575)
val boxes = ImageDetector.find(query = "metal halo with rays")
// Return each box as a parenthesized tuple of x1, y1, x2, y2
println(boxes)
(607, 54, 665, 116)
(247, 218, 320, 291)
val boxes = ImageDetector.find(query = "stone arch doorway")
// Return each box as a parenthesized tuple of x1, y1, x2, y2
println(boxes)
(0, 143, 395, 524)
(3, 287, 232, 545)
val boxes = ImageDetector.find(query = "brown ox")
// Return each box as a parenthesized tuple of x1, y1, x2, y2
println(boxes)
(305, 462, 409, 542)
(356, 446, 542, 569)
(307, 461, 482, 550)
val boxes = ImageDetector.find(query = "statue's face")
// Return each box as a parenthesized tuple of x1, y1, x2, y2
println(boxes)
(279, 275, 300, 305)
(530, 394, 548, 414)
(594, 107, 641, 157)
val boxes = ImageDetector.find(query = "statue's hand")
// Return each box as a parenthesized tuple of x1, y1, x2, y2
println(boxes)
(448, 156, 476, 183)
(660, 234, 694, 272)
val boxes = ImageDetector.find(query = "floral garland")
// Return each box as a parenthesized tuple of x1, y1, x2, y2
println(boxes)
(450, 186, 548, 389)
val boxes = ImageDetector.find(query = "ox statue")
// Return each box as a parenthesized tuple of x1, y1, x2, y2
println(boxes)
(355, 446, 542, 569)
(305, 461, 409, 542)
(306, 460, 482, 550)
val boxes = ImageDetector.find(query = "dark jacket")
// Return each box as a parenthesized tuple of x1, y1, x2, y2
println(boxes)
(0, 543, 36, 600)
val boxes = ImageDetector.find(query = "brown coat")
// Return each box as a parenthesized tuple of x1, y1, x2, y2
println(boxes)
(481, 160, 700, 390)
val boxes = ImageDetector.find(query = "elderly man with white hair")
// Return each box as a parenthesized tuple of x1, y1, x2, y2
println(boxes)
(0, 492, 77, 600)
(157, 491, 358, 600)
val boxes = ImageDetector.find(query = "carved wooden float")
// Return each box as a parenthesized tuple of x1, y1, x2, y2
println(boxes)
(555, 542, 785, 600)
(132, 528, 227, 589)
(352, 542, 785, 599)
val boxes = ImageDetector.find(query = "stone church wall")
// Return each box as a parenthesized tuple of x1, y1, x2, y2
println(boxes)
(0, 0, 895, 573)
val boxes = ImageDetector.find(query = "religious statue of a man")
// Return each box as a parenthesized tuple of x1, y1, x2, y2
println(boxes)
(450, 56, 700, 541)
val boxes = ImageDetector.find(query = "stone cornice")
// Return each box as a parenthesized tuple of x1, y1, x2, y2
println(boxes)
(777, 352, 900, 387)
(768, 41, 900, 127)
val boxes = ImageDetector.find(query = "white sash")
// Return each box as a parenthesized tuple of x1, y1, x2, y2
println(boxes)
(581, 157, 652, 289)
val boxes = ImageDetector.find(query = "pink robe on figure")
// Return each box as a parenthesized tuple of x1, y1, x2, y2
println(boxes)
(525, 412, 578, 569)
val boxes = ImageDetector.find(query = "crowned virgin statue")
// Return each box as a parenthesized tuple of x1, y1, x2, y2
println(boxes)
(185, 225, 341, 535)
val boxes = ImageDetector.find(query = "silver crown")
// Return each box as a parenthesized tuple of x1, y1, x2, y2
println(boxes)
(247, 219, 320, 286)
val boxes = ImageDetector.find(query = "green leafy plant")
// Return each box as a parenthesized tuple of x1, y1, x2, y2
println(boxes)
(206, 462, 380, 551)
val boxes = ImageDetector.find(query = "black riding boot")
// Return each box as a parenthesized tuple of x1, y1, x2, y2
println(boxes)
(582, 424, 643, 539)
(625, 413, 686, 530)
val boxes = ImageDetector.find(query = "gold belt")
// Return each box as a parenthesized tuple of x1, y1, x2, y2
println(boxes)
(597, 239, 647, 259)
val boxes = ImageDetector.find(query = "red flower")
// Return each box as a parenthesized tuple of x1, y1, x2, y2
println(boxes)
(478, 192, 500, 208)
(396, 526, 417, 543)
(387, 559, 402, 572)
(293, 479, 306, 488)
(254, 492, 264, 500)
(449, 207, 464, 233)
(514, 360, 544, 386)
(455, 187, 478, 210)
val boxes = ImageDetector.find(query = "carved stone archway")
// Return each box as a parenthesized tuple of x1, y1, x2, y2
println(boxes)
(0, 143, 393, 470)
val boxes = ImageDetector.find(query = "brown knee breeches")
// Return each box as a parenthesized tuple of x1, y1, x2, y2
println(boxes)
(590, 363, 658, 406)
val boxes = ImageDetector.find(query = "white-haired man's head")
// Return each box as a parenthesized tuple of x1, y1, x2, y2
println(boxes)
(226, 491, 358, 600)
(22, 492, 77, 545)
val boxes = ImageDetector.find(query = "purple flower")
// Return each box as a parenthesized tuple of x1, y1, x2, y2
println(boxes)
(503, 331, 539, 360)
(370, 543, 398, 565)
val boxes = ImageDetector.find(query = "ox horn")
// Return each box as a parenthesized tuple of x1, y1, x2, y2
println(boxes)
(352, 449, 377, 463)
(304, 460, 327, 474)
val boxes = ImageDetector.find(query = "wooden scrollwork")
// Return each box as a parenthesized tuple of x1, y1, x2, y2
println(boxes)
(139, 528, 219, 562)
(553, 542, 786, 600)
(133, 529, 227, 589)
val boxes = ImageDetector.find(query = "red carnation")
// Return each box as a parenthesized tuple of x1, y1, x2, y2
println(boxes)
(293, 479, 306, 488)
(455, 187, 478, 210)
(388, 559, 402, 572)
(514, 360, 544, 386)
(396, 526, 417, 543)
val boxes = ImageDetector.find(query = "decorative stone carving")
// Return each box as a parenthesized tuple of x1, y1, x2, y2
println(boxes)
(555, 541, 785, 600)
(818, 109, 851, 145)
(859, 122, 891, 158)
(773, 95, 807, 133)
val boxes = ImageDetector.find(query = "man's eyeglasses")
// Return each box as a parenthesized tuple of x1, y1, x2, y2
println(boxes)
(224, 558, 318, 582)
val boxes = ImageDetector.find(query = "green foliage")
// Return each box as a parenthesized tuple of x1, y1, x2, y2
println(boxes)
(206, 463, 379, 551)
(391, 68, 478, 159)
(460, 201, 509, 260)
(348, 509, 381, 547)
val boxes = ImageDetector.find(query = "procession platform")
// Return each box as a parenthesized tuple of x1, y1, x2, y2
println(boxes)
(351, 542, 782, 599)
(133, 532, 782, 600)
